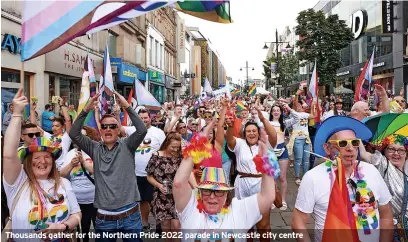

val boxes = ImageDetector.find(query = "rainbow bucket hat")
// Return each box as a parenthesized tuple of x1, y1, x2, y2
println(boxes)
(197, 167, 234, 191)
(18, 137, 62, 163)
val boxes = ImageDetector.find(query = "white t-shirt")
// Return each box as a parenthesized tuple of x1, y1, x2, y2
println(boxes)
(61, 148, 95, 204)
(43, 132, 72, 170)
(295, 162, 392, 242)
(179, 190, 262, 242)
(291, 111, 309, 136)
(124, 126, 165, 177)
(3, 170, 80, 241)
(230, 138, 262, 199)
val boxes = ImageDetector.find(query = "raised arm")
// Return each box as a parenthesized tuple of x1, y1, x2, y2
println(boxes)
(30, 102, 37, 125)
(59, 98, 72, 133)
(257, 173, 276, 215)
(255, 106, 277, 148)
(225, 118, 236, 150)
(69, 94, 100, 158)
(3, 88, 28, 184)
(215, 99, 228, 151)
(375, 84, 390, 113)
(173, 157, 194, 213)
(114, 91, 147, 152)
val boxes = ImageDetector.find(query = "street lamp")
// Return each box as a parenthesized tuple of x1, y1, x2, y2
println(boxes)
(263, 28, 291, 97)
(240, 61, 255, 89)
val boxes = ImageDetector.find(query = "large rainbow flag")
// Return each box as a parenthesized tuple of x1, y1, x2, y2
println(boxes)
(21, 1, 231, 61)
(248, 83, 257, 96)
(322, 157, 359, 242)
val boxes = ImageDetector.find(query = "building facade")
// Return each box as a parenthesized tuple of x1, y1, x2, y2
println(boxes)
(314, 0, 408, 95)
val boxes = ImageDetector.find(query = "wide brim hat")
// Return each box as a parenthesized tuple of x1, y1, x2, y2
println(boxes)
(18, 137, 62, 163)
(197, 167, 234, 191)
(314, 116, 373, 157)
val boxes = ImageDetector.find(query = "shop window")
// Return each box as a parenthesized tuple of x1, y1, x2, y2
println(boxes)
(49, 76, 55, 104)
(1, 71, 30, 117)
(108, 31, 117, 57)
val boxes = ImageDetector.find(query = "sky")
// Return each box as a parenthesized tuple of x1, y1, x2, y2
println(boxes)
(178, 0, 317, 86)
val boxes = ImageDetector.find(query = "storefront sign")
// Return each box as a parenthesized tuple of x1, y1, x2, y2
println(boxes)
(165, 75, 176, 89)
(149, 70, 164, 84)
(360, 62, 386, 71)
(110, 58, 146, 83)
(336, 71, 350, 77)
(382, 0, 394, 33)
(349, 10, 368, 39)
(176, 17, 186, 64)
(183, 73, 196, 78)
(1, 34, 21, 54)
(45, 44, 102, 78)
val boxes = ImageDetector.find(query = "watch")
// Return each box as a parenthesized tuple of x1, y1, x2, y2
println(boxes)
(62, 222, 69, 232)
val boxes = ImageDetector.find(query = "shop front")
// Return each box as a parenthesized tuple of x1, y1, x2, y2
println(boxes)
(148, 70, 165, 104)
(165, 75, 177, 102)
(44, 44, 103, 109)
(110, 57, 147, 98)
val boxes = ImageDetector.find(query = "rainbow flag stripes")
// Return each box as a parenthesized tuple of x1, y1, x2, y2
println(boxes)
(248, 83, 257, 96)
(231, 89, 241, 96)
(18, 137, 62, 163)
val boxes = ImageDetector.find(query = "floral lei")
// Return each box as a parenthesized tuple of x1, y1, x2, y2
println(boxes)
(325, 156, 379, 235)
(196, 192, 230, 223)
(382, 134, 408, 150)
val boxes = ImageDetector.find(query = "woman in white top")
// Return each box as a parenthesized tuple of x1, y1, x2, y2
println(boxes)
(3, 89, 81, 241)
(225, 106, 277, 241)
(268, 103, 299, 210)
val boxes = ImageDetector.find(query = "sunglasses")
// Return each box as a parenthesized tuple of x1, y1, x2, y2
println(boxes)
(395, 99, 406, 103)
(23, 132, 41, 138)
(328, 139, 361, 148)
(101, 124, 118, 130)
(200, 189, 227, 197)
(178, 126, 187, 129)
(204, 114, 212, 119)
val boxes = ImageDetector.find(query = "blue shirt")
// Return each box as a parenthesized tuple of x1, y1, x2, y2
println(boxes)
(42, 111, 55, 131)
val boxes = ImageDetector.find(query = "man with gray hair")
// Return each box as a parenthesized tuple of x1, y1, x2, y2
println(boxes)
(350, 84, 389, 121)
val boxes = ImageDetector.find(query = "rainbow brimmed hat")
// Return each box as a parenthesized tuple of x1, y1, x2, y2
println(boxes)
(18, 137, 62, 163)
(197, 167, 234, 191)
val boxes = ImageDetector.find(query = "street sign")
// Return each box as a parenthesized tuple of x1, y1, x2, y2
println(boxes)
(183, 73, 196, 78)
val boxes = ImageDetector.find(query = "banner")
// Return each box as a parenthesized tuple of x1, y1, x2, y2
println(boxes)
(176, 16, 186, 64)
(212, 85, 231, 98)
(381, 0, 394, 33)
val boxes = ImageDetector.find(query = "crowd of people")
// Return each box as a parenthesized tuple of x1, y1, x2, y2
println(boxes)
(1, 84, 407, 242)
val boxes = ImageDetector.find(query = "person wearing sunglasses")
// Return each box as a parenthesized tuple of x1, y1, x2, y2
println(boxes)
(19, 123, 41, 147)
(292, 116, 394, 242)
(359, 133, 408, 241)
(393, 96, 407, 113)
(69, 91, 147, 241)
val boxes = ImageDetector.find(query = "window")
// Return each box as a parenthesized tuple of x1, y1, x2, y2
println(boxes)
(160, 44, 163, 70)
(108, 31, 117, 57)
(155, 40, 159, 67)
(149, 36, 153, 65)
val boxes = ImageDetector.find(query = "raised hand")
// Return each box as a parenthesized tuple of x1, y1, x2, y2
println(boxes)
(374, 84, 387, 98)
(114, 91, 130, 109)
(12, 88, 29, 115)
(84, 93, 100, 113)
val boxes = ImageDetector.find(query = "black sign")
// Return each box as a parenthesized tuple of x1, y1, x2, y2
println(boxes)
(183, 73, 196, 78)
(382, 0, 394, 33)
(1, 34, 21, 54)
(173, 82, 182, 87)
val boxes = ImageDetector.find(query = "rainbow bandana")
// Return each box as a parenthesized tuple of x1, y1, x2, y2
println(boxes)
(197, 167, 234, 191)
(18, 137, 62, 163)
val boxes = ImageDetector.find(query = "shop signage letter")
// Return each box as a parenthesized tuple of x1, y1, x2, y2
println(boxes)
(1, 34, 21, 54)
(349, 10, 368, 39)
(381, 0, 394, 33)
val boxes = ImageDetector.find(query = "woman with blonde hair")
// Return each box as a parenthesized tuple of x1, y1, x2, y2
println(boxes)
(3, 89, 81, 240)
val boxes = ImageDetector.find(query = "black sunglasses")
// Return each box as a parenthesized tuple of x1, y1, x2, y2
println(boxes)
(101, 124, 118, 130)
(23, 132, 41, 138)
(200, 189, 227, 197)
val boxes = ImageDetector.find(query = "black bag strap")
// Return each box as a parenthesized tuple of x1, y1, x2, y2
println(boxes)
(80, 162, 95, 185)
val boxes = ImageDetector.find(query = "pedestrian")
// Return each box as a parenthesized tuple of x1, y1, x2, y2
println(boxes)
(292, 116, 394, 242)
(146, 132, 183, 239)
(69, 91, 147, 241)
(122, 108, 165, 231)
(3, 88, 81, 239)
(41, 104, 55, 133)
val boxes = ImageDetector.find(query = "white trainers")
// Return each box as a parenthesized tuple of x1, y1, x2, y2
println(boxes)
(280, 202, 288, 211)
(295, 178, 301, 185)
(271, 204, 276, 210)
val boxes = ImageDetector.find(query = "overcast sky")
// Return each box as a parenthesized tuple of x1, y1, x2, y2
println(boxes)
(178, 0, 317, 85)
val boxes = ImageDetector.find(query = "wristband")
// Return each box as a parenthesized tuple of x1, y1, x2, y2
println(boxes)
(12, 115, 23, 118)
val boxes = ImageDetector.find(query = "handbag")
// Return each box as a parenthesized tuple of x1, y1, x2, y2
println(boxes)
(1, 180, 28, 242)
(274, 184, 283, 208)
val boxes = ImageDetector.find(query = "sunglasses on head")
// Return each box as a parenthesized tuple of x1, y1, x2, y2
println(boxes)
(328, 139, 361, 148)
(23, 132, 41, 138)
(101, 124, 118, 130)
(200, 189, 227, 197)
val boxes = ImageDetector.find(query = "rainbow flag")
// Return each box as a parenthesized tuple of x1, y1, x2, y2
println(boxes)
(236, 101, 246, 111)
(322, 157, 359, 242)
(248, 83, 257, 96)
(231, 89, 241, 96)
(21, 1, 231, 61)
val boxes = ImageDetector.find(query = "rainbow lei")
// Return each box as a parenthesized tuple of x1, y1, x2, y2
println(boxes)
(253, 150, 280, 179)
(183, 134, 212, 164)
(383, 134, 408, 150)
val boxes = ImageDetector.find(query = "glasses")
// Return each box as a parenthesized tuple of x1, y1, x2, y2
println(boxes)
(328, 139, 361, 148)
(101, 124, 118, 130)
(23, 132, 41, 138)
(204, 114, 212, 119)
(395, 99, 406, 103)
(386, 147, 406, 155)
(200, 189, 227, 197)
(178, 126, 187, 129)
(191, 123, 197, 126)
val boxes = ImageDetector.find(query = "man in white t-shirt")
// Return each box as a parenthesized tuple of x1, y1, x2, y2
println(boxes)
(292, 116, 394, 242)
(123, 108, 165, 230)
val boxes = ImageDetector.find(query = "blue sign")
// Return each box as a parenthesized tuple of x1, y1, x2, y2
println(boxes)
(110, 57, 146, 83)
(1, 34, 21, 54)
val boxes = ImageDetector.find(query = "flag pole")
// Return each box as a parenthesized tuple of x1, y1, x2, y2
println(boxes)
(20, 61, 24, 89)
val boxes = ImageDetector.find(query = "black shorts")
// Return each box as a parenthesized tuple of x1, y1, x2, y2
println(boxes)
(137, 176, 154, 202)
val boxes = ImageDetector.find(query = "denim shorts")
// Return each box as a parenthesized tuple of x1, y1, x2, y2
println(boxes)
(276, 143, 289, 160)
